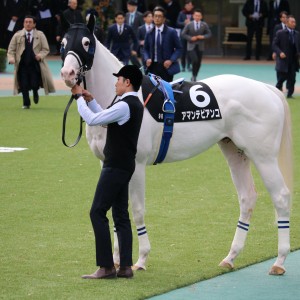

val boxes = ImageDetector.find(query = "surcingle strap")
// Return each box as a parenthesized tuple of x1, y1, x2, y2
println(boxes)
(149, 74, 176, 165)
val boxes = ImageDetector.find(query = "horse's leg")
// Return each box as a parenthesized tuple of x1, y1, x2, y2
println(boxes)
(129, 162, 150, 270)
(252, 159, 290, 275)
(218, 139, 258, 269)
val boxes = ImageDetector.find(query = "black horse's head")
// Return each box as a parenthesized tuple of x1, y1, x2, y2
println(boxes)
(60, 16, 96, 87)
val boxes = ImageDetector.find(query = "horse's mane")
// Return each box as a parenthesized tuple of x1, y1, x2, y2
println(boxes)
(94, 38, 124, 70)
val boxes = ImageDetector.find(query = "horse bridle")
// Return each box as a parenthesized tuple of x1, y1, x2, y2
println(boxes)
(61, 51, 89, 148)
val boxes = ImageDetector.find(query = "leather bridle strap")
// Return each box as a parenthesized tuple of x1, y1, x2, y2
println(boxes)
(62, 75, 86, 148)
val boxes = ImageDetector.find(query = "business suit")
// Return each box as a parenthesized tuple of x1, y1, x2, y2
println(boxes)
(2, 0, 27, 49)
(273, 22, 286, 37)
(143, 25, 182, 81)
(181, 20, 211, 80)
(106, 23, 138, 65)
(125, 11, 144, 67)
(176, 9, 194, 71)
(242, 0, 268, 60)
(7, 28, 55, 107)
(272, 28, 300, 97)
(267, 0, 290, 59)
(138, 23, 153, 72)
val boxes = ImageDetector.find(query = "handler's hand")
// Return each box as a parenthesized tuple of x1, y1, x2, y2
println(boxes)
(71, 85, 83, 95)
(35, 54, 42, 61)
(8, 58, 15, 64)
(82, 89, 94, 102)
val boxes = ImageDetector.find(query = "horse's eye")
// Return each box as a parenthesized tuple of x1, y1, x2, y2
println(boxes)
(82, 37, 90, 52)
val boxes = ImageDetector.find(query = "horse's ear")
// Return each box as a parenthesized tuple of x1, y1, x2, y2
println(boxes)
(87, 14, 95, 33)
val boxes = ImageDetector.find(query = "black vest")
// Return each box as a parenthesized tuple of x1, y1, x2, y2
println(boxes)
(103, 96, 144, 173)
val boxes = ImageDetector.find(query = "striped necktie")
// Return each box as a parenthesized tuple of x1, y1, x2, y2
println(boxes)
(156, 29, 162, 62)
(27, 32, 31, 43)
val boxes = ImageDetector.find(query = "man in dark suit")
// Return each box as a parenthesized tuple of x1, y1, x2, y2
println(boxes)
(160, 0, 181, 28)
(271, 10, 288, 60)
(125, 0, 144, 67)
(106, 11, 139, 65)
(143, 6, 182, 82)
(273, 15, 300, 99)
(2, 0, 27, 50)
(138, 11, 154, 73)
(181, 9, 211, 82)
(242, 0, 268, 60)
(267, 0, 290, 59)
(56, 0, 84, 45)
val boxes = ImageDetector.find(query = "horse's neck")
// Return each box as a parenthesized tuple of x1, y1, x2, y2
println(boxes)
(86, 40, 123, 108)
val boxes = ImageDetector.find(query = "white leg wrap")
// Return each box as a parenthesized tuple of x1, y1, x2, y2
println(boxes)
(223, 220, 249, 266)
(274, 218, 290, 267)
(134, 225, 150, 269)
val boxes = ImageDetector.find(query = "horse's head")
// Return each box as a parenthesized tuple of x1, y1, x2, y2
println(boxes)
(60, 16, 96, 87)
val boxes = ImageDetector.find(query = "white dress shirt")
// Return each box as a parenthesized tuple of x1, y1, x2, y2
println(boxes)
(76, 92, 138, 126)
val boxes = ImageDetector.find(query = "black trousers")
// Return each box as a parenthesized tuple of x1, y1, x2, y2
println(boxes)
(276, 62, 297, 97)
(147, 62, 173, 81)
(245, 23, 263, 59)
(18, 63, 40, 106)
(188, 47, 203, 78)
(90, 167, 133, 268)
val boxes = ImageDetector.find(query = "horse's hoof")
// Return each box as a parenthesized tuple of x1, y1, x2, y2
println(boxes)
(132, 265, 146, 271)
(269, 265, 286, 275)
(219, 260, 234, 269)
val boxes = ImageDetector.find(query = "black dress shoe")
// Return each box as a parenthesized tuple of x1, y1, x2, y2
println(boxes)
(117, 266, 133, 278)
(82, 267, 116, 279)
(243, 57, 251, 60)
(287, 95, 294, 99)
(33, 91, 39, 104)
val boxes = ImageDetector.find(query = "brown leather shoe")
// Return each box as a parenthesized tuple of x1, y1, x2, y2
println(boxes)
(117, 266, 133, 278)
(81, 267, 116, 279)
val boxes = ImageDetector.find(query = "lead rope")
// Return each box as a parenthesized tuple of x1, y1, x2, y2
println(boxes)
(61, 74, 86, 148)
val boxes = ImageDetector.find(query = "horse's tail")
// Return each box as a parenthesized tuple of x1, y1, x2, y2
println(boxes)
(268, 85, 293, 197)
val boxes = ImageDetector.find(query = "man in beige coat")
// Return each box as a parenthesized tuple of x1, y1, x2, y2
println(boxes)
(181, 9, 211, 81)
(7, 15, 55, 109)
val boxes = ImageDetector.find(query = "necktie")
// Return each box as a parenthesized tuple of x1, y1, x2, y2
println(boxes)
(255, 0, 259, 12)
(156, 29, 162, 62)
(119, 26, 122, 35)
(196, 22, 199, 30)
(130, 14, 134, 26)
(27, 32, 31, 43)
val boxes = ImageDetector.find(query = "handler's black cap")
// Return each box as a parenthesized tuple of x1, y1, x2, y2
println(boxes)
(113, 65, 143, 91)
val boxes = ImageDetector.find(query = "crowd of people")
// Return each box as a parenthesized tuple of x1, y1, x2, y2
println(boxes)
(2, 0, 300, 101)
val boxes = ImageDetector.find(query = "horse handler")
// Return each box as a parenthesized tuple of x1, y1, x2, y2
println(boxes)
(71, 65, 144, 279)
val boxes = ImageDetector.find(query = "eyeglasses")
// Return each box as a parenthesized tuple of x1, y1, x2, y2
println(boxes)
(154, 14, 164, 19)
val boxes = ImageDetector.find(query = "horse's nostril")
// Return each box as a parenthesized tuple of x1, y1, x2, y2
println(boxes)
(70, 69, 75, 76)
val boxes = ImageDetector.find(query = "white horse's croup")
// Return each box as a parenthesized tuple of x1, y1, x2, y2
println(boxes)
(60, 20, 293, 275)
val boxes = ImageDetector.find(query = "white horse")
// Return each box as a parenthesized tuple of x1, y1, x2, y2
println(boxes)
(60, 21, 293, 275)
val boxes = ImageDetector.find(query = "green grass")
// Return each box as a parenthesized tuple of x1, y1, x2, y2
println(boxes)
(1, 95, 299, 300)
